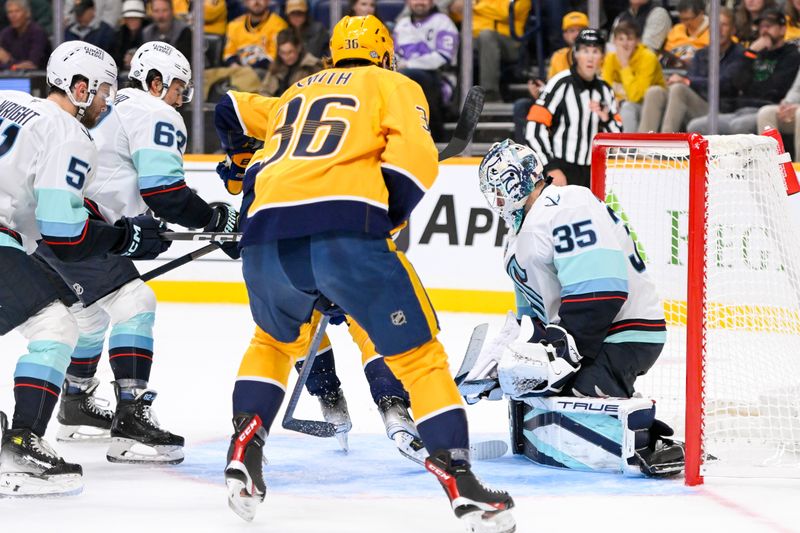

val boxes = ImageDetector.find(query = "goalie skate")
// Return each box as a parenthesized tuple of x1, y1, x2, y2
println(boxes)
(319, 388, 351, 452)
(0, 412, 82, 497)
(226, 413, 267, 522)
(426, 449, 515, 533)
(106, 388, 184, 464)
(56, 378, 113, 442)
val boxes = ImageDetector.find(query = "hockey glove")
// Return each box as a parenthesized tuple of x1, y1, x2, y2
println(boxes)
(205, 202, 240, 259)
(464, 311, 521, 383)
(314, 295, 347, 325)
(543, 324, 582, 364)
(216, 152, 253, 195)
(114, 215, 172, 259)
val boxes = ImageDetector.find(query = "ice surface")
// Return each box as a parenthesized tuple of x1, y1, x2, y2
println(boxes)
(0, 305, 797, 532)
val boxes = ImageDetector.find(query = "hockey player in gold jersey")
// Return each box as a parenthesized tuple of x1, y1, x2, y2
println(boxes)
(215, 90, 431, 464)
(223, 15, 516, 533)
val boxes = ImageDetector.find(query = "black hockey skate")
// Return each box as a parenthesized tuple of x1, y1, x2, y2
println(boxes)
(225, 413, 267, 522)
(107, 385, 184, 465)
(634, 419, 686, 478)
(57, 378, 114, 442)
(378, 396, 427, 465)
(319, 388, 351, 452)
(0, 412, 83, 497)
(426, 450, 516, 533)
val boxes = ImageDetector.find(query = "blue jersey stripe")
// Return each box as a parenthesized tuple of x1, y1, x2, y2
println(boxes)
(554, 248, 628, 287)
(561, 277, 629, 298)
(139, 174, 184, 190)
(37, 219, 87, 238)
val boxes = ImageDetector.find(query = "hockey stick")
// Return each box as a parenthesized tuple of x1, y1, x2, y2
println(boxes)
(163, 88, 485, 245)
(281, 315, 337, 438)
(438, 86, 485, 161)
(162, 232, 242, 243)
(140, 243, 220, 282)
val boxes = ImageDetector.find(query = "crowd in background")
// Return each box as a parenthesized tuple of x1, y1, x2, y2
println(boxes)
(0, 0, 799, 148)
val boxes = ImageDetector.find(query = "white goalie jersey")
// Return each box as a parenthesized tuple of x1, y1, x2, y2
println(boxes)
(88, 87, 188, 223)
(0, 90, 97, 252)
(504, 184, 666, 357)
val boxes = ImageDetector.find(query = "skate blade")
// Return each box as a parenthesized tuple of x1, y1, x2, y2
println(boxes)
(106, 438, 184, 465)
(392, 432, 426, 466)
(57, 424, 111, 443)
(460, 509, 516, 533)
(334, 431, 349, 452)
(0, 472, 83, 498)
(469, 440, 508, 461)
(226, 477, 264, 522)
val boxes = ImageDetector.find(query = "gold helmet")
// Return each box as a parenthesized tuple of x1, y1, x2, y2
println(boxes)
(330, 15, 395, 69)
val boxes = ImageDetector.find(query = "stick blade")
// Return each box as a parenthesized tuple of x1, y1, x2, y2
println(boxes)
(454, 323, 489, 386)
(282, 418, 337, 438)
(438, 86, 486, 161)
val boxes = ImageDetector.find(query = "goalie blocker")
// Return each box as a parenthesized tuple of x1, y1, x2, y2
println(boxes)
(508, 396, 684, 477)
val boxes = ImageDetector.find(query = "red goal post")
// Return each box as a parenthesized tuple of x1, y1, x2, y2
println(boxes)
(592, 132, 796, 485)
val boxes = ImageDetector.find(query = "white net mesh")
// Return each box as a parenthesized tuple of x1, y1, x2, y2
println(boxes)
(599, 135, 800, 477)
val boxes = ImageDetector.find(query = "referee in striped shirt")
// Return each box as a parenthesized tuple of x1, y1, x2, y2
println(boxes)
(525, 29, 622, 188)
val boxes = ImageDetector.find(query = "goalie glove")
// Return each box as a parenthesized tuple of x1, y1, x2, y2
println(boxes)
(216, 151, 253, 195)
(543, 324, 582, 365)
(498, 341, 581, 397)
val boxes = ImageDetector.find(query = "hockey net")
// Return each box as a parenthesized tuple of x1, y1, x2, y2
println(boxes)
(591, 133, 800, 485)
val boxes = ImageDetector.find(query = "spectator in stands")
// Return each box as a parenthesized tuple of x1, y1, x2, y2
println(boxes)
(688, 8, 800, 135)
(223, 0, 287, 70)
(260, 29, 321, 96)
(171, 0, 228, 35)
(735, 0, 777, 44)
(511, 11, 587, 143)
(757, 69, 800, 159)
(473, 0, 531, 102)
(0, 0, 48, 70)
(285, 0, 329, 59)
(662, 0, 709, 69)
(611, 0, 672, 51)
(602, 20, 664, 132)
(114, 0, 148, 70)
(0, 0, 51, 33)
(394, 0, 458, 141)
(64, 0, 115, 56)
(63, 0, 119, 29)
(548, 11, 588, 79)
(143, 0, 193, 60)
(347, 0, 376, 17)
(784, 0, 800, 44)
(525, 29, 621, 188)
(639, 7, 744, 133)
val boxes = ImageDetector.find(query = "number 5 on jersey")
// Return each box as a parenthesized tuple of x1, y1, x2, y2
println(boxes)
(264, 95, 359, 166)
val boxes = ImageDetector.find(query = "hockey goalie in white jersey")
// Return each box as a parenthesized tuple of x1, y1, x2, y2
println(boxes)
(462, 140, 684, 478)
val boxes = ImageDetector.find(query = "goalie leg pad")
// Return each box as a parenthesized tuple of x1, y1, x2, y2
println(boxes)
(509, 396, 658, 475)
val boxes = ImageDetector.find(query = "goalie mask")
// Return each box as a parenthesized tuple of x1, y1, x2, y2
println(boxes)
(478, 139, 544, 233)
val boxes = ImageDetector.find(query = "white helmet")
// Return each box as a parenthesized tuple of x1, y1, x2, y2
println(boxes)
(478, 139, 545, 233)
(129, 41, 193, 103)
(47, 41, 118, 112)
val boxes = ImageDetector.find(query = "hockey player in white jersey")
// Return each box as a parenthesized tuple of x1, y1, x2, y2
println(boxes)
(0, 42, 172, 496)
(462, 140, 684, 477)
(35, 41, 239, 465)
